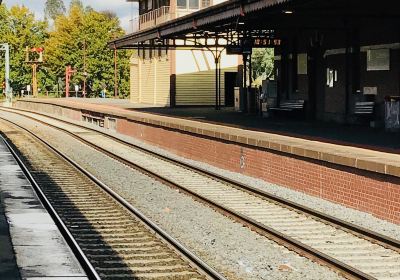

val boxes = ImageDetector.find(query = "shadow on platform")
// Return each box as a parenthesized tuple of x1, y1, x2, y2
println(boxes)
(132, 106, 400, 153)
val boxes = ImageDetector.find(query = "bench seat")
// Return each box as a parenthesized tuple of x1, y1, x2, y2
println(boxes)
(354, 101, 374, 115)
(269, 100, 305, 112)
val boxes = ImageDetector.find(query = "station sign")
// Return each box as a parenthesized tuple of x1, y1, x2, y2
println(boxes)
(226, 38, 281, 55)
(253, 38, 281, 47)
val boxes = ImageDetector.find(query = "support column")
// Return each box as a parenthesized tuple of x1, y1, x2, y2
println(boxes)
(114, 46, 118, 98)
(169, 48, 176, 107)
(218, 56, 221, 109)
(153, 55, 157, 105)
(248, 53, 253, 113)
(242, 54, 248, 113)
(214, 50, 222, 111)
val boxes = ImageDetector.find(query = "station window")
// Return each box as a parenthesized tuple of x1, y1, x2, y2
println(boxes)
(189, 0, 199, 9)
(201, 0, 210, 8)
(177, 0, 199, 9)
(139, 1, 146, 14)
(177, 0, 186, 9)
(147, 0, 152, 10)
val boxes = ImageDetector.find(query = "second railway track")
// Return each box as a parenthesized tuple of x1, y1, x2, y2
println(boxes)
(0, 116, 225, 280)
(1, 107, 400, 280)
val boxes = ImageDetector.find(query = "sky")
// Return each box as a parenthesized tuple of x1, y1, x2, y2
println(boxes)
(2, 0, 138, 31)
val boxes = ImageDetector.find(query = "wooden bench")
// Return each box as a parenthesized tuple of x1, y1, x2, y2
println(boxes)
(354, 101, 375, 115)
(269, 99, 305, 113)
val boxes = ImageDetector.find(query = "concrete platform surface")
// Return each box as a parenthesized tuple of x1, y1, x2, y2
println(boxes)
(13, 98, 400, 178)
(0, 139, 88, 280)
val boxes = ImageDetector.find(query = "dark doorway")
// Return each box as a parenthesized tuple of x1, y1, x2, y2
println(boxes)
(224, 72, 237, 107)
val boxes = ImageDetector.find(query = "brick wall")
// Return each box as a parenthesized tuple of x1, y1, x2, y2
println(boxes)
(117, 118, 400, 224)
(13, 100, 400, 224)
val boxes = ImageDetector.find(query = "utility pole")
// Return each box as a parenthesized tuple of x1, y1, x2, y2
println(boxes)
(0, 43, 11, 102)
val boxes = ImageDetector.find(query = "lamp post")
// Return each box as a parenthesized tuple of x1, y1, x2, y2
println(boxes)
(0, 43, 11, 102)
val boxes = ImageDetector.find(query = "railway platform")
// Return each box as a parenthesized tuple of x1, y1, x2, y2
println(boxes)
(0, 138, 88, 280)
(10, 98, 400, 225)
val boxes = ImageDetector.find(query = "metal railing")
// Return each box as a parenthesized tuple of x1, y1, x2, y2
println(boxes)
(139, 6, 171, 31)
(128, 3, 214, 33)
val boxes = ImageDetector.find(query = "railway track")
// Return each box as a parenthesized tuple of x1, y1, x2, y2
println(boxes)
(0, 118, 226, 280)
(1, 107, 400, 280)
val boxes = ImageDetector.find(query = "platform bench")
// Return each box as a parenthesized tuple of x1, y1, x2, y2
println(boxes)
(269, 100, 305, 115)
(354, 101, 375, 115)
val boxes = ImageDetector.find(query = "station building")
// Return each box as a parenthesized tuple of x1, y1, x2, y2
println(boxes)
(85, 0, 400, 224)
(128, 0, 239, 107)
(274, 15, 400, 124)
(119, 0, 400, 127)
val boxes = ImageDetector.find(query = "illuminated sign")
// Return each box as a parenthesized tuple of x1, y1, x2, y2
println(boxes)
(227, 38, 281, 55)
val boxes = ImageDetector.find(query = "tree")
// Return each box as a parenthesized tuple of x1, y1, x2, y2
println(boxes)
(69, 0, 83, 10)
(0, 5, 48, 94)
(44, 0, 66, 21)
(251, 48, 274, 86)
(45, 4, 131, 97)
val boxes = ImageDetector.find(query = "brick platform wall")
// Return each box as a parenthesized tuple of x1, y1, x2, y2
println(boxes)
(117, 118, 400, 224)
(15, 102, 82, 122)
(12, 100, 400, 224)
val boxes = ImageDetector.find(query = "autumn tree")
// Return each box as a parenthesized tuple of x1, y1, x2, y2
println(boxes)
(44, 0, 66, 21)
(45, 3, 130, 97)
(0, 5, 47, 94)
(69, 0, 83, 10)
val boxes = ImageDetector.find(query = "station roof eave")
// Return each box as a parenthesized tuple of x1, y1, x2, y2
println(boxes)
(109, 0, 400, 50)
(109, 0, 294, 49)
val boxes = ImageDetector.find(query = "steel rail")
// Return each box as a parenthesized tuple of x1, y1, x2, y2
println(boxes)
(2, 107, 400, 279)
(0, 116, 227, 280)
(0, 134, 101, 280)
(3, 106, 399, 250)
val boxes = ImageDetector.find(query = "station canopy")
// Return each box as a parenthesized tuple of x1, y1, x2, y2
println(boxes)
(109, 0, 400, 51)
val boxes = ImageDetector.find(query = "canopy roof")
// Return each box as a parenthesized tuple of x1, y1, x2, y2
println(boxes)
(109, 0, 400, 49)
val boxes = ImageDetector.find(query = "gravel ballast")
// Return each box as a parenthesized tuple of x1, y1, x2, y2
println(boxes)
(36, 109, 400, 242)
(0, 111, 345, 279)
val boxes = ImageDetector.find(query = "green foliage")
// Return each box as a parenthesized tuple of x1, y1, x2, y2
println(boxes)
(69, 0, 84, 10)
(44, 0, 66, 21)
(0, 5, 48, 94)
(0, 2, 131, 98)
(251, 48, 274, 86)
(45, 4, 130, 97)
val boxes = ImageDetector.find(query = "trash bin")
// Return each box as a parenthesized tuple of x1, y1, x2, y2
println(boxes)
(234, 87, 240, 111)
(384, 96, 400, 132)
(234, 87, 246, 112)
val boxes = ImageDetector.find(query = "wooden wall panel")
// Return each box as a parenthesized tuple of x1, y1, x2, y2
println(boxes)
(176, 66, 237, 105)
